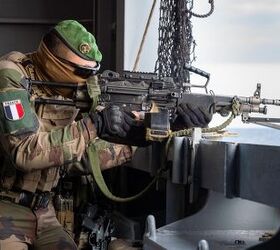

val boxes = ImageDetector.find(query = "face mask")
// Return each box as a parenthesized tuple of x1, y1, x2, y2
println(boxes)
(32, 41, 90, 84)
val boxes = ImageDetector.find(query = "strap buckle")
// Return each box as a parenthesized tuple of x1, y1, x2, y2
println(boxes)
(32, 192, 52, 211)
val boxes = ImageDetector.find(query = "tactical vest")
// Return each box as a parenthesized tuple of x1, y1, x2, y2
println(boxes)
(0, 52, 80, 192)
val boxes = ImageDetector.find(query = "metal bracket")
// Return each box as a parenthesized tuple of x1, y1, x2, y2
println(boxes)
(198, 239, 210, 250)
(243, 116, 280, 130)
(184, 65, 210, 93)
(189, 128, 202, 204)
(144, 215, 157, 240)
(254, 83, 261, 98)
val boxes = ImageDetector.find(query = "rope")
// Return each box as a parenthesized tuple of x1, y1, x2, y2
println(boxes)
(165, 112, 235, 154)
(165, 98, 241, 154)
(188, 0, 214, 18)
(133, 0, 158, 71)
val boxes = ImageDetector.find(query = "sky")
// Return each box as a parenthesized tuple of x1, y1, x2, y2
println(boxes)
(193, 0, 280, 64)
(125, 0, 280, 67)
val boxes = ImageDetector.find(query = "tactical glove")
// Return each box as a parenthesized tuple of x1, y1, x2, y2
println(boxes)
(121, 111, 150, 147)
(90, 106, 149, 146)
(172, 103, 213, 130)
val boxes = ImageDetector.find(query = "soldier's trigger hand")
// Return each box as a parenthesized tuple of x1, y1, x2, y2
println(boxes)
(172, 103, 213, 130)
(89, 105, 131, 138)
(131, 111, 145, 120)
(123, 111, 150, 147)
(89, 107, 149, 146)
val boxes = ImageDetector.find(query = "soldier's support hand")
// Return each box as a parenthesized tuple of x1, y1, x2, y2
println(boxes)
(89, 106, 148, 146)
(172, 103, 213, 130)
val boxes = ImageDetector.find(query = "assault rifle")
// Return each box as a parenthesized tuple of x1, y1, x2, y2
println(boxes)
(26, 69, 280, 140)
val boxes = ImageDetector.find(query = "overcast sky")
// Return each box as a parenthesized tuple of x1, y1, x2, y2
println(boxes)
(125, 0, 280, 67)
(193, 0, 280, 63)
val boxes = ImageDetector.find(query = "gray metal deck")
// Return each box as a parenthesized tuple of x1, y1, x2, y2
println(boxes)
(141, 127, 280, 250)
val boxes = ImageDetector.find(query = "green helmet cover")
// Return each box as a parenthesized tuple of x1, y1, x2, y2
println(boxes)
(54, 20, 102, 62)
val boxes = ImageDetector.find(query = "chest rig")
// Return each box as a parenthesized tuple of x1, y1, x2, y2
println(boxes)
(1, 52, 79, 193)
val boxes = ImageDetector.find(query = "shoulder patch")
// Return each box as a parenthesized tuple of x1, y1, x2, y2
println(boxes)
(3, 99, 25, 120)
(0, 89, 39, 135)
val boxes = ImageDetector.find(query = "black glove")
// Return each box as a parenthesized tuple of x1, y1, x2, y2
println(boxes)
(172, 103, 213, 130)
(90, 105, 132, 138)
(90, 106, 149, 146)
(122, 111, 150, 147)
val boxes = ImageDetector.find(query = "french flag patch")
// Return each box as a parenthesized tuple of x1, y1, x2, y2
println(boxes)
(2, 99, 25, 121)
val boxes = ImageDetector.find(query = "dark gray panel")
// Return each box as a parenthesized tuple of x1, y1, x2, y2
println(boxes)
(199, 141, 238, 197)
(0, 0, 94, 56)
(0, 0, 124, 71)
(0, 25, 50, 55)
(170, 137, 189, 185)
(0, 0, 92, 20)
(238, 144, 280, 208)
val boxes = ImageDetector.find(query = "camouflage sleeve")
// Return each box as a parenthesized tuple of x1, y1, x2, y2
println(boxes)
(0, 116, 98, 173)
(92, 139, 134, 171)
(66, 139, 134, 175)
(0, 59, 98, 173)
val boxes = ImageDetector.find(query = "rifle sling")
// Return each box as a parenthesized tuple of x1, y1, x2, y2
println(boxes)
(87, 142, 158, 202)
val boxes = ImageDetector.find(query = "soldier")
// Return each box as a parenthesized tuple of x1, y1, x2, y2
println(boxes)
(0, 20, 146, 250)
(0, 20, 212, 250)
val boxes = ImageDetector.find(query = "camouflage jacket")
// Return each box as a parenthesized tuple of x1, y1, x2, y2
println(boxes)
(0, 51, 132, 193)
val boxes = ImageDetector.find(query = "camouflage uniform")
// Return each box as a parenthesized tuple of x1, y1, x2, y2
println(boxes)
(0, 50, 132, 249)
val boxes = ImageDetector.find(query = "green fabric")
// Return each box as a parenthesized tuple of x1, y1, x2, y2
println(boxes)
(54, 20, 102, 62)
(87, 142, 158, 202)
(50, 125, 73, 147)
(0, 69, 22, 89)
(91, 138, 110, 151)
(0, 89, 39, 135)
(86, 76, 101, 111)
